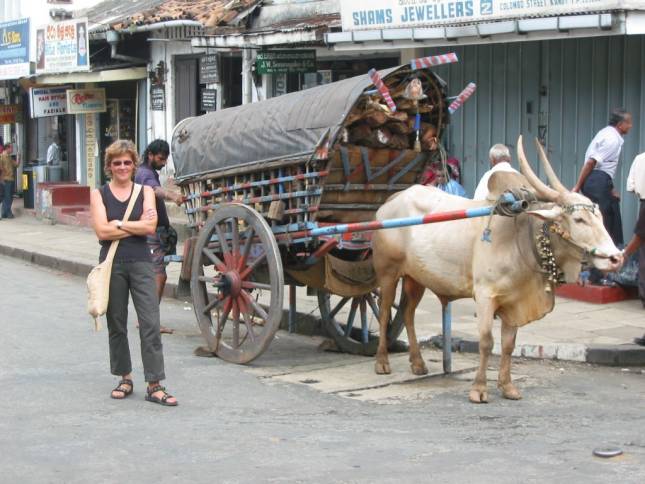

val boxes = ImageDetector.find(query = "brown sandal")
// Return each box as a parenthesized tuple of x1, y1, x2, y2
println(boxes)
(145, 384, 178, 406)
(110, 379, 133, 399)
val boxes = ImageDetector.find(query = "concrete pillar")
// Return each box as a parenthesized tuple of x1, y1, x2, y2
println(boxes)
(242, 48, 253, 105)
(399, 48, 425, 65)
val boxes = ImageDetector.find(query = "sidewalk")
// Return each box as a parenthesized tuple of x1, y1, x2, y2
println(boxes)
(2, 200, 645, 366)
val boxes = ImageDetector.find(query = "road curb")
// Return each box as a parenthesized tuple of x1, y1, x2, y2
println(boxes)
(429, 335, 645, 366)
(0, 244, 94, 279)
(3, 242, 645, 366)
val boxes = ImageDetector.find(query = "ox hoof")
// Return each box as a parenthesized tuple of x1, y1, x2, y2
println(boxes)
(499, 383, 522, 400)
(375, 361, 391, 375)
(411, 363, 428, 376)
(468, 388, 489, 404)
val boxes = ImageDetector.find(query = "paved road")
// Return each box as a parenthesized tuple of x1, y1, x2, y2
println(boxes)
(1, 255, 644, 483)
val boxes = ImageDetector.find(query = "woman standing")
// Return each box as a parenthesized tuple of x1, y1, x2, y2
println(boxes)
(90, 139, 177, 406)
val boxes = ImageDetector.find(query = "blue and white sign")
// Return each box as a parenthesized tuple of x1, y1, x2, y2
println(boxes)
(340, 0, 622, 31)
(0, 17, 30, 80)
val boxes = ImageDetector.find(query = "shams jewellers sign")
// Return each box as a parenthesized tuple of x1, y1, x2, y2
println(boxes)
(340, 0, 623, 31)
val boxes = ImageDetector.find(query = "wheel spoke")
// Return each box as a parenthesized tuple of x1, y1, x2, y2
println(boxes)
(217, 298, 233, 336)
(344, 299, 359, 337)
(241, 281, 271, 291)
(202, 295, 223, 315)
(230, 218, 240, 261)
(232, 300, 240, 348)
(202, 247, 226, 272)
(214, 221, 232, 268)
(198, 275, 224, 285)
(366, 292, 380, 319)
(238, 226, 255, 271)
(240, 290, 269, 321)
(239, 251, 267, 280)
(241, 307, 257, 344)
(329, 297, 350, 319)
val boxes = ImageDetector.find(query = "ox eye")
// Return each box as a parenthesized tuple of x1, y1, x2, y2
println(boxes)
(574, 217, 587, 224)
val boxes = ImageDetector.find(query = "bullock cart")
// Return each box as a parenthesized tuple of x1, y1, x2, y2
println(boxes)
(172, 63, 519, 366)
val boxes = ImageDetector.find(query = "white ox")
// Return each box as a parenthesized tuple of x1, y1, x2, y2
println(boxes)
(372, 137, 623, 403)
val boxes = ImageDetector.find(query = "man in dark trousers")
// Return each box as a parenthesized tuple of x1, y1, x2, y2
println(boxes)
(135, 139, 183, 334)
(623, 196, 645, 345)
(573, 108, 632, 283)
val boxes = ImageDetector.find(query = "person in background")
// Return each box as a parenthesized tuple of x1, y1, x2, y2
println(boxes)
(421, 156, 467, 197)
(135, 139, 183, 335)
(625, 150, 645, 312)
(473, 144, 518, 200)
(573, 109, 632, 245)
(0, 143, 19, 219)
(573, 109, 632, 285)
(47, 135, 61, 165)
(89, 139, 177, 406)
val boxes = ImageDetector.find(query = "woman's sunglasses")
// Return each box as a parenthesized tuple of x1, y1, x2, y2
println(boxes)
(111, 160, 133, 167)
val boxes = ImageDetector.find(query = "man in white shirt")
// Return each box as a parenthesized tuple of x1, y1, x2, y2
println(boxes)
(572, 109, 632, 246)
(473, 144, 518, 200)
(46, 136, 61, 165)
(626, 151, 645, 313)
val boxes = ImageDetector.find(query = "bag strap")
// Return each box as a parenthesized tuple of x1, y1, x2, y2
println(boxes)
(104, 183, 143, 262)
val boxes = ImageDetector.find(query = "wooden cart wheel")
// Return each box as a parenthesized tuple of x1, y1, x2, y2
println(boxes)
(317, 287, 406, 356)
(191, 204, 284, 364)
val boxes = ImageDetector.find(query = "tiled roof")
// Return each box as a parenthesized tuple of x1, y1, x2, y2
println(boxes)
(83, 0, 261, 32)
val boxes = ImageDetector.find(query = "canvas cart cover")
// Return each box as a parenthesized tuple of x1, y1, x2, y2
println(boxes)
(172, 65, 435, 180)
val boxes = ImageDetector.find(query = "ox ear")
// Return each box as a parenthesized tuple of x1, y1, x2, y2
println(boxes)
(526, 206, 563, 221)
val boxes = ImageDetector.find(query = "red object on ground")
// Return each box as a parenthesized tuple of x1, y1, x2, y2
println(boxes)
(556, 283, 638, 304)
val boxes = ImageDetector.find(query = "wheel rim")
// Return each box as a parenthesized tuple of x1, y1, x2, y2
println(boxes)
(318, 285, 406, 356)
(191, 204, 284, 364)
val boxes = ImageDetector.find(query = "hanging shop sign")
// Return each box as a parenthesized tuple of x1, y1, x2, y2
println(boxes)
(0, 104, 21, 124)
(256, 50, 316, 75)
(0, 18, 30, 80)
(85, 113, 97, 188)
(36, 18, 89, 74)
(200, 88, 217, 112)
(199, 54, 220, 84)
(150, 85, 165, 111)
(340, 0, 623, 31)
(66, 88, 106, 114)
(29, 86, 68, 118)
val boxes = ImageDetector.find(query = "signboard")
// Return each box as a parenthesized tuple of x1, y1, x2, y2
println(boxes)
(85, 114, 97, 188)
(199, 54, 220, 84)
(66, 88, 106, 114)
(0, 18, 30, 80)
(340, 0, 623, 31)
(150, 86, 165, 111)
(29, 86, 68, 118)
(0, 104, 21, 124)
(36, 18, 89, 74)
(201, 89, 217, 112)
(256, 50, 316, 75)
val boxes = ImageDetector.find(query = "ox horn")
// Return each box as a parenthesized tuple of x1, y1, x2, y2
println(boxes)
(534, 138, 567, 193)
(516, 135, 560, 202)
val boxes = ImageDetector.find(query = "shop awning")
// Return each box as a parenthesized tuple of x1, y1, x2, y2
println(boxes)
(34, 67, 147, 85)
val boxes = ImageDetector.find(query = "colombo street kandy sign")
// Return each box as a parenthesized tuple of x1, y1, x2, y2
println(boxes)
(340, 0, 624, 31)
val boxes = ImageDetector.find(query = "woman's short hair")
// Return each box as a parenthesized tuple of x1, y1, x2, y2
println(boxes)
(104, 139, 139, 178)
